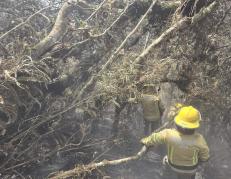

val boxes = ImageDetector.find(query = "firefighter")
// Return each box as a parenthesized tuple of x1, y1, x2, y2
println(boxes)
(141, 106, 209, 179)
(128, 85, 164, 135)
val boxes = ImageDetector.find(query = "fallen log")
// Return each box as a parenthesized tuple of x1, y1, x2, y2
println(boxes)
(49, 146, 147, 179)
(49, 120, 173, 179)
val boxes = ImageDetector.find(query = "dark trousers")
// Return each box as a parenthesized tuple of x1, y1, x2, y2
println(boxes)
(144, 119, 160, 135)
(162, 165, 196, 179)
(176, 173, 195, 179)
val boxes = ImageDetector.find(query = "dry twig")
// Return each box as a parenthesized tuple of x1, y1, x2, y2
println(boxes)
(49, 119, 173, 179)
(75, 0, 159, 101)
(0, 6, 52, 41)
(134, 1, 218, 65)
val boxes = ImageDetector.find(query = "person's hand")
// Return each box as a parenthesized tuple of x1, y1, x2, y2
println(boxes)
(139, 75, 146, 83)
(140, 137, 149, 146)
(137, 145, 148, 157)
(128, 98, 136, 103)
(162, 155, 168, 165)
(0, 128, 6, 136)
(0, 95, 4, 104)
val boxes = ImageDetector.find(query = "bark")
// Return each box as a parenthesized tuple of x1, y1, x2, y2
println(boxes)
(32, 0, 76, 59)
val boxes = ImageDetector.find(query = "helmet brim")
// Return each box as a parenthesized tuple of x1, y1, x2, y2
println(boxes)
(174, 115, 200, 129)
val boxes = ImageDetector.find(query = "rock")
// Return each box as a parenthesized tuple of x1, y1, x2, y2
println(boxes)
(159, 82, 186, 123)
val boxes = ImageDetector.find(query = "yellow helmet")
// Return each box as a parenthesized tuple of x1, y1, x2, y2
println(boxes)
(174, 106, 201, 129)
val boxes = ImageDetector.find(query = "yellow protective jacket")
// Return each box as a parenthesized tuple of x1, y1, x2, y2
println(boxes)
(129, 94, 164, 122)
(140, 94, 161, 122)
(140, 94, 164, 122)
(141, 128, 209, 167)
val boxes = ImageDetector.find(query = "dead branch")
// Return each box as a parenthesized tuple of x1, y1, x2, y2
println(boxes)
(134, 17, 189, 64)
(49, 119, 173, 179)
(134, 1, 218, 65)
(86, 0, 107, 22)
(191, 0, 218, 24)
(55, 0, 181, 58)
(50, 146, 147, 179)
(65, 1, 134, 58)
(73, 1, 217, 103)
(0, 6, 51, 42)
(159, 0, 181, 8)
(91, 2, 135, 38)
(75, 0, 158, 101)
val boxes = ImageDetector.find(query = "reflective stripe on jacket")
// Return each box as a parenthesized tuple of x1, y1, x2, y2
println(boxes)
(141, 129, 209, 166)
